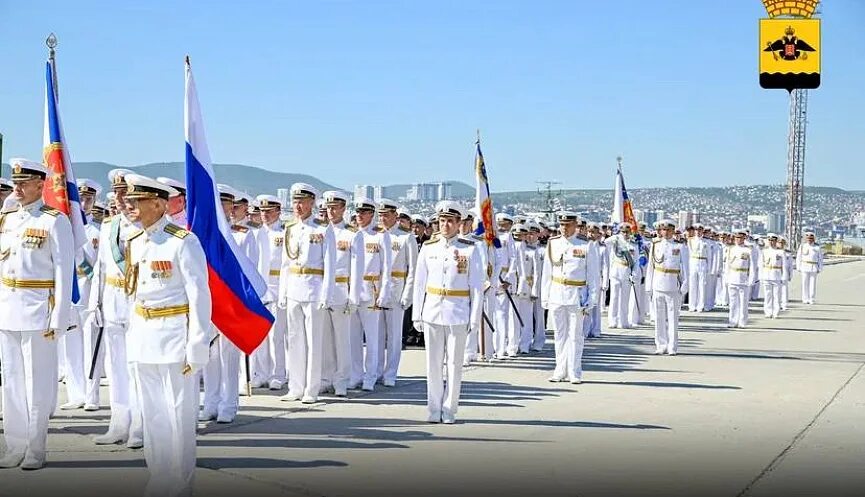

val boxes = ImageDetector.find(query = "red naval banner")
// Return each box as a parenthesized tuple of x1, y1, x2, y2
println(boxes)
(42, 142, 72, 216)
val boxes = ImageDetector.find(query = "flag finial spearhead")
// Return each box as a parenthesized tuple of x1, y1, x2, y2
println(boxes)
(46, 33, 57, 61)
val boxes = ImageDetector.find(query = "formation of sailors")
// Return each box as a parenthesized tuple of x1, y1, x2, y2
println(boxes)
(0, 162, 825, 496)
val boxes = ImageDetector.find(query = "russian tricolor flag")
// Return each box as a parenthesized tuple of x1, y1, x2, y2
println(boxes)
(184, 58, 272, 354)
(43, 57, 87, 303)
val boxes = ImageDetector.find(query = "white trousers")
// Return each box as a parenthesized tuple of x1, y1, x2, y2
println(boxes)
(517, 297, 534, 353)
(350, 306, 381, 389)
(0, 331, 58, 464)
(82, 310, 104, 406)
(628, 281, 648, 325)
(716, 273, 729, 307)
(60, 313, 86, 405)
(379, 307, 405, 383)
(801, 272, 817, 304)
(103, 324, 143, 441)
(493, 293, 513, 357)
(652, 291, 681, 354)
(549, 305, 584, 381)
(688, 271, 707, 311)
(464, 294, 495, 361)
(705, 274, 717, 310)
(751, 281, 761, 300)
(531, 299, 546, 351)
(608, 279, 632, 328)
(781, 282, 789, 310)
(322, 307, 352, 394)
(506, 293, 524, 356)
(728, 284, 750, 327)
(763, 281, 782, 318)
(423, 323, 469, 422)
(272, 302, 287, 384)
(286, 300, 325, 399)
(133, 362, 197, 497)
(254, 302, 287, 385)
(202, 335, 240, 418)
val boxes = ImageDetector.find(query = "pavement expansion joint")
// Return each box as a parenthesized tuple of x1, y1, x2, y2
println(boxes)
(736, 359, 865, 497)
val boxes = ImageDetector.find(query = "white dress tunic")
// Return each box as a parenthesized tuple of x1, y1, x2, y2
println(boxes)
(126, 216, 211, 497)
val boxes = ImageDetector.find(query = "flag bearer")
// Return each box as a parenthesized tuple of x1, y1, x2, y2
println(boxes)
(198, 184, 258, 423)
(62, 178, 101, 412)
(0, 159, 73, 470)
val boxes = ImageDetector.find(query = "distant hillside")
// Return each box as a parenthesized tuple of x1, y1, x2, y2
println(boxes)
(2, 161, 474, 199)
(67, 162, 339, 195)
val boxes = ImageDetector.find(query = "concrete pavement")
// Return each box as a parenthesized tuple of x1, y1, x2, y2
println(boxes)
(2, 260, 863, 497)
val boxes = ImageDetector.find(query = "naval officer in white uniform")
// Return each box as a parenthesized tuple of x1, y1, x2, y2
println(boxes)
(0, 158, 73, 470)
(412, 201, 483, 424)
(123, 174, 210, 497)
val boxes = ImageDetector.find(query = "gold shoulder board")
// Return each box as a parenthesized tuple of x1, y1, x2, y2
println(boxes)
(164, 223, 190, 239)
(127, 229, 145, 241)
(346, 226, 358, 233)
(232, 224, 249, 233)
(39, 205, 61, 217)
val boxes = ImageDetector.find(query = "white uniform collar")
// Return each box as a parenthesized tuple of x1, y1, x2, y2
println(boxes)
(19, 198, 45, 212)
(442, 234, 461, 246)
(144, 215, 171, 236)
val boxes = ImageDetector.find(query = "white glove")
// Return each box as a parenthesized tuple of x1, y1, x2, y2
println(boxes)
(413, 321, 423, 332)
(400, 296, 412, 310)
(318, 302, 329, 311)
(263, 289, 276, 305)
(93, 307, 104, 328)
(345, 303, 359, 314)
(277, 296, 288, 310)
(680, 286, 689, 297)
(183, 362, 207, 376)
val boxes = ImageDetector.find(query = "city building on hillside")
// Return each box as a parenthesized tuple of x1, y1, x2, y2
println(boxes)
(406, 182, 452, 202)
(277, 188, 289, 212)
(355, 185, 375, 201)
(767, 212, 786, 233)
(678, 210, 700, 229)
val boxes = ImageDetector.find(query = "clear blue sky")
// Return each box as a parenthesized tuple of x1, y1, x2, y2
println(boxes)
(1, 0, 863, 191)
